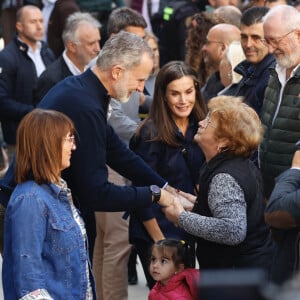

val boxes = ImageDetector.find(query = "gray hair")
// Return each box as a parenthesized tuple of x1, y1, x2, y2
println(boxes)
(263, 5, 300, 30)
(62, 12, 101, 45)
(96, 31, 154, 70)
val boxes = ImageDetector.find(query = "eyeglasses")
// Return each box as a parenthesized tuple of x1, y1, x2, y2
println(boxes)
(200, 112, 216, 129)
(204, 38, 224, 46)
(263, 29, 296, 48)
(64, 135, 76, 146)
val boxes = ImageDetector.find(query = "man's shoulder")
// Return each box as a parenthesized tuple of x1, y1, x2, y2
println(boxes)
(0, 39, 21, 60)
(40, 57, 70, 79)
(39, 71, 100, 108)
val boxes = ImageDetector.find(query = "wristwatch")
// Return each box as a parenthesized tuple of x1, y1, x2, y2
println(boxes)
(149, 185, 161, 203)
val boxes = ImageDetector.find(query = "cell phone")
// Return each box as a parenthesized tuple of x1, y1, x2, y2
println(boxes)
(295, 140, 300, 151)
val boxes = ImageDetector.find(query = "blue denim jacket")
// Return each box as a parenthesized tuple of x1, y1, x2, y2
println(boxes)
(2, 180, 96, 299)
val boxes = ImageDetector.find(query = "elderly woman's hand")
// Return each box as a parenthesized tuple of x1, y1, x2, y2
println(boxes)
(164, 185, 196, 210)
(162, 198, 185, 226)
(176, 190, 197, 205)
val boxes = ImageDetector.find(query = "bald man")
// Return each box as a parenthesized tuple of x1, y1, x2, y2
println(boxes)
(201, 23, 241, 102)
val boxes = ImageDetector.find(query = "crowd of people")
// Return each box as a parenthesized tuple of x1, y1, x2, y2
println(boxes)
(1, 0, 300, 299)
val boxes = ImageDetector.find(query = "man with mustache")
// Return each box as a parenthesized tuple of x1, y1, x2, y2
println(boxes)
(259, 5, 300, 199)
(260, 4, 300, 286)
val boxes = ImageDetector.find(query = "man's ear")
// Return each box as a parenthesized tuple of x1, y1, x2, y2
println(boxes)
(16, 22, 22, 33)
(111, 65, 122, 80)
(67, 41, 77, 53)
(221, 43, 227, 53)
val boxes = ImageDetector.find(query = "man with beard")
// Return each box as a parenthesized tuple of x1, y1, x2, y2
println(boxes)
(260, 4, 300, 199)
(0, 32, 177, 263)
(223, 6, 275, 116)
(260, 5, 300, 285)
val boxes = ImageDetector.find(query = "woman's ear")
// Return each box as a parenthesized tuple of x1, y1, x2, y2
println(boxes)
(217, 137, 229, 149)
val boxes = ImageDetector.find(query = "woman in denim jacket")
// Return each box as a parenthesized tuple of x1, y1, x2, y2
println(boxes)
(2, 109, 96, 299)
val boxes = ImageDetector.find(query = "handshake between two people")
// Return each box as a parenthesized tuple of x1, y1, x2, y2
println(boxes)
(159, 185, 197, 226)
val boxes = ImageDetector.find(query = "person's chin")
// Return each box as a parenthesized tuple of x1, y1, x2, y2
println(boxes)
(118, 93, 130, 103)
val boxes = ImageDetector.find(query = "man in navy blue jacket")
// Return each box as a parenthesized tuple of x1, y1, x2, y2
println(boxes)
(0, 5, 55, 163)
(0, 31, 175, 258)
(223, 6, 275, 116)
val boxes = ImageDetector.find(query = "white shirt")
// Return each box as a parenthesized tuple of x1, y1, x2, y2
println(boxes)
(272, 63, 300, 126)
(27, 41, 46, 77)
(62, 50, 98, 75)
(42, 0, 57, 41)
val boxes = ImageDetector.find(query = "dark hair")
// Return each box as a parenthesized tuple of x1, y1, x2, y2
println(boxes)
(241, 6, 269, 26)
(151, 239, 194, 269)
(107, 7, 147, 36)
(137, 61, 207, 147)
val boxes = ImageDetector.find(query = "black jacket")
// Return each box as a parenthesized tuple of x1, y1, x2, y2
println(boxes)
(34, 55, 73, 104)
(194, 153, 274, 271)
(223, 54, 275, 116)
(0, 37, 55, 144)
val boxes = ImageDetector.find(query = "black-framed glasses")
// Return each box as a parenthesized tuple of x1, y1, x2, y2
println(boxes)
(263, 29, 296, 47)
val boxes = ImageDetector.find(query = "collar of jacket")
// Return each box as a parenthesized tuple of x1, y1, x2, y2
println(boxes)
(234, 53, 276, 79)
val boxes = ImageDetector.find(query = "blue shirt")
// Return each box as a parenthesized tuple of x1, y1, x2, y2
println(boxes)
(2, 180, 96, 299)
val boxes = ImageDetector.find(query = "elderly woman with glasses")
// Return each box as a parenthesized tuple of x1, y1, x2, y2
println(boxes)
(2, 109, 97, 299)
(164, 96, 274, 272)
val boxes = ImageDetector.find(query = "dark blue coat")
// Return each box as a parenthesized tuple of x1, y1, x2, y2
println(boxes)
(0, 37, 55, 144)
(129, 118, 205, 243)
(0, 69, 166, 211)
(223, 54, 275, 116)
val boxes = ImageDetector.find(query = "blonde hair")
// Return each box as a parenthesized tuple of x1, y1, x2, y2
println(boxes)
(15, 109, 75, 185)
(208, 96, 263, 158)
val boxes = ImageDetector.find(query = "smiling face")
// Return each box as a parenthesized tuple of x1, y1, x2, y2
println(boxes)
(165, 76, 196, 123)
(61, 132, 76, 171)
(194, 112, 220, 161)
(113, 52, 154, 102)
(240, 22, 269, 65)
(149, 247, 180, 286)
(263, 17, 300, 69)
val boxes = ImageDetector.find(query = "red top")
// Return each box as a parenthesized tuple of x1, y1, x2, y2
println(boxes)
(148, 268, 200, 300)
